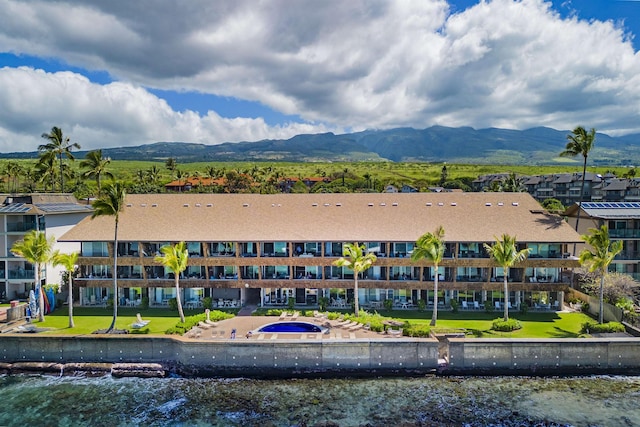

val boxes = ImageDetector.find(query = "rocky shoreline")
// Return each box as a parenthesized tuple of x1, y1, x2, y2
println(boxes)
(0, 361, 166, 378)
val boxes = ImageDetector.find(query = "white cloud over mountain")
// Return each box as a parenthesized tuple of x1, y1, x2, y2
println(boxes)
(0, 0, 638, 152)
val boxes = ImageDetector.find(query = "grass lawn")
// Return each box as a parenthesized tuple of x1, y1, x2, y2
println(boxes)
(34, 306, 594, 338)
(36, 306, 238, 335)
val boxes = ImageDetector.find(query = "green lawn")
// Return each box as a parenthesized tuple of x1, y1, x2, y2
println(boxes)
(34, 306, 594, 338)
(36, 306, 237, 335)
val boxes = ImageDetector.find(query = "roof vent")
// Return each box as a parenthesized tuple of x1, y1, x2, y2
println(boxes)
(206, 203, 213, 207)
(392, 202, 398, 206)
(151, 203, 158, 207)
(380, 203, 386, 206)
(451, 202, 457, 206)
(486, 202, 492, 206)
(512, 202, 519, 206)
(195, 203, 201, 207)
(498, 202, 504, 206)
(126, 203, 132, 208)
(140, 204, 147, 207)
(438, 202, 444, 206)
(368, 203, 374, 207)
(312, 203, 318, 207)
(183, 203, 189, 207)
(336, 203, 342, 207)
(426, 202, 432, 206)
(243, 203, 249, 207)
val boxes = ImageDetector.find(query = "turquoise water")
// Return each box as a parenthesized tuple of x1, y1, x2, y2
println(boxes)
(1, 374, 639, 426)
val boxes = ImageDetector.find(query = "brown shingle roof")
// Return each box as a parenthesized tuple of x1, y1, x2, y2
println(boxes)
(59, 192, 581, 243)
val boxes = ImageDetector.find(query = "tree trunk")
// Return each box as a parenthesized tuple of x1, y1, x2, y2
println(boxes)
(107, 221, 119, 333)
(599, 271, 605, 324)
(353, 274, 360, 317)
(68, 276, 75, 328)
(430, 272, 439, 327)
(35, 264, 45, 322)
(176, 276, 185, 323)
(503, 274, 509, 322)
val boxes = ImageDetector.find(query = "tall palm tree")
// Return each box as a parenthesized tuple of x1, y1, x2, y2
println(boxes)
(579, 225, 623, 324)
(39, 126, 81, 193)
(333, 242, 377, 317)
(154, 241, 189, 323)
(36, 151, 58, 192)
(52, 251, 79, 328)
(560, 126, 596, 242)
(91, 182, 126, 333)
(80, 150, 114, 196)
(165, 157, 177, 173)
(484, 234, 531, 321)
(11, 230, 55, 322)
(411, 226, 445, 326)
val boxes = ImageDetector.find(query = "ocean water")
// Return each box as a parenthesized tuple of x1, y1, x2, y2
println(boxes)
(1, 374, 639, 427)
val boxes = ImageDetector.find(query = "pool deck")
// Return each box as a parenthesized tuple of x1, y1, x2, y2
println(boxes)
(187, 315, 399, 340)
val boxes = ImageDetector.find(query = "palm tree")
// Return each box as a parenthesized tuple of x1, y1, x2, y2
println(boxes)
(80, 150, 114, 196)
(154, 241, 189, 323)
(560, 127, 596, 245)
(52, 251, 79, 328)
(39, 126, 81, 193)
(411, 226, 445, 326)
(483, 234, 531, 321)
(91, 182, 126, 333)
(579, 225, 623, 323)
(165, 157, 177, 173)
(36, 151, 57, 192)
(333, 242, 377, 317)
(11, 230, 55, 322)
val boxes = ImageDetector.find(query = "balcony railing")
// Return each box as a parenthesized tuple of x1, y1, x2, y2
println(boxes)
(609, 229, 640, 238)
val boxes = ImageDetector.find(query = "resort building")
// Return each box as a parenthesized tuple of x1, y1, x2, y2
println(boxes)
(565, 201, 640, 280)
(59, 192, 581, 310)
(0, 194, 93, 301)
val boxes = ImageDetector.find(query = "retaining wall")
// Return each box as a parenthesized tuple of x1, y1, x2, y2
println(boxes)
(2, 335, 640, 377)
(446, 338, 640, 375)
(0, 335, 439, 377)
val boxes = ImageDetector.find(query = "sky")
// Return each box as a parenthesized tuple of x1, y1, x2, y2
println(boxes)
(1, 0, 640, 152)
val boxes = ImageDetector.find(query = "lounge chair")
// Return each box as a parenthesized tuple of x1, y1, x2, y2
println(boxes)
(131, 313, 150, 329)
(462, 301, 469, 310)
(198, 321, 212, 329)
(205, 319, 218, 327)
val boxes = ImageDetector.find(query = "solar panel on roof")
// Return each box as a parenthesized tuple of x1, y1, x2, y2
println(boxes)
(35, 203, 92, 213)
(0, 203, 30, 213)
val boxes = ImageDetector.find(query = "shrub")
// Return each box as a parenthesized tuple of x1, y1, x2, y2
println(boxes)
(383, 299, 393, 311)
(450, 299, 459, 313)
(168, 298, 178, 311)
(201, 297, 212, 310)
(140, 296, 149, 310)
(519, 302, 528, 314)
(492, 318, 522, 332)
(287, 297, 295, 310)
(403, 323, 430, 337)
(484, 302, 494, 313)
(318, 296, 329, 311)
(327, 312, 341, 320)
(417, 299, 426, 312)
(165, 310, 234, 335)
(580, 321, 625, 334)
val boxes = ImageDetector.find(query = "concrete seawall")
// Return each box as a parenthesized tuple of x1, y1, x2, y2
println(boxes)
(2, 335, 640, 377)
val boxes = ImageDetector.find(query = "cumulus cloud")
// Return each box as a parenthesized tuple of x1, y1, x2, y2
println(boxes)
(0, 0, 639, 151)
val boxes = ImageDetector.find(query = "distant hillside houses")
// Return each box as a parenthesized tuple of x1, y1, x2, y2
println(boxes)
(472, 172, 640, 206)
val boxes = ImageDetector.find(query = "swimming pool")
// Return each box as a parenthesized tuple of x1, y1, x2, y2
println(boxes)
(256, 321, 328, 334)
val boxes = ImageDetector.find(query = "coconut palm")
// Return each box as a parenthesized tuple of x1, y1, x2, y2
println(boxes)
(483, 234, 531, 321)
(333, 242, 377, 317)
(411, 226, 446, 326)
(154, 241, 189, 323)
(35, 151, 57, 192)
(11, 230, 55, 322)
(560, 126, 596, 238)
(91, 182, 126, 333)
(39, 126, 81, 193)
(80, 150, 114, 196)
(579, 225, 623, 323)
(52, 251, 79, 328)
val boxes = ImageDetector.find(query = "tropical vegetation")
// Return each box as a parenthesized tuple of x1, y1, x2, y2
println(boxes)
(411, 226, 446, 326)
(154, 241, 189, 323)
(333, 243, 377, 317)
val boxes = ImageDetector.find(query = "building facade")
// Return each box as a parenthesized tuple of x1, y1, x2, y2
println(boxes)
(565, 201, 640, 280)
(60, 192, 581, 310)
(0, 194, 93, 301)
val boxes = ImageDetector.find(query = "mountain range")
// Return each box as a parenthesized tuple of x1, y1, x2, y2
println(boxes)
(4, 126, 640, 165)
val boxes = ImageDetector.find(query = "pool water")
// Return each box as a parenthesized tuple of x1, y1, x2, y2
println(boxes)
(256, 321, 326, 333)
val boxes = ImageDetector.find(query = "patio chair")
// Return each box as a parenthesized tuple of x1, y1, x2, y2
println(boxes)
(495, 301, 501, 310)
(473, 301, 481, 310)
(462, 301, 469, 310)
(131, 313, 150, 329)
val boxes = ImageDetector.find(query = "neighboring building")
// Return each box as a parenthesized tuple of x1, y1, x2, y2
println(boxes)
(165, 177, 225, 192)
(60, 192, 580, 310)
(565, 201, 640, 280)
(277, 177, 331, 193)
(0, 194, 93, 301)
